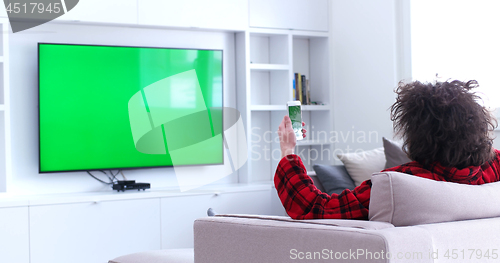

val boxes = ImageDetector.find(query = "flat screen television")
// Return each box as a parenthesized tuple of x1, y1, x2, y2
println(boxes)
(39, 43, 223, 173)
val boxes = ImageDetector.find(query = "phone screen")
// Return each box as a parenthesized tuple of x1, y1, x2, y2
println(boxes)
(288, 105, 303, 140)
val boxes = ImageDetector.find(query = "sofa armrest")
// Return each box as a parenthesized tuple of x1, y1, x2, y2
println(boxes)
(194, 215, 432, 263)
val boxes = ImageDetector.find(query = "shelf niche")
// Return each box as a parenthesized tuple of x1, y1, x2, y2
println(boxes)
(292, 36, 330, 106)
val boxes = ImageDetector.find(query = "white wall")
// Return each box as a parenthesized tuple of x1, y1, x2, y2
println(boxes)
(9, 22, 238, 195)
(330, 0, 399, 157)
(330, 0, 500, 159)
(493, 131, 500, 150)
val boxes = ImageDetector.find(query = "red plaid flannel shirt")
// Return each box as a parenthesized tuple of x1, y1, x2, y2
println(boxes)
(274, 150, 500, 220)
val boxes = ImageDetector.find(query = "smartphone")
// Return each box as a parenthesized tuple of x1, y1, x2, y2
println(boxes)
(287, 101, 303, 140)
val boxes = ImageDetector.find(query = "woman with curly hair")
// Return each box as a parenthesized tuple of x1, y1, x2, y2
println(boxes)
(275, 80, 500, 220)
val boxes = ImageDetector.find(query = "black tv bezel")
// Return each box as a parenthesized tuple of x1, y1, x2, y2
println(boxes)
(38, 42, 224, 174)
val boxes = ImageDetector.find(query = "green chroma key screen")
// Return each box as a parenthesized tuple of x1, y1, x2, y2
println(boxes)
(39, 43, 223, 172)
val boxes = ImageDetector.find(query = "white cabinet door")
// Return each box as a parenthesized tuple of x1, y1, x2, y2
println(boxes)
(160, 189, 272, 249)
(0, 207, 30, 263)
(138, 0, 248, 31)
(160, 194, 214, 249)
(249, 0, 329, 31)
(56, 0, 137, 24)
(29, 198, 161, 263)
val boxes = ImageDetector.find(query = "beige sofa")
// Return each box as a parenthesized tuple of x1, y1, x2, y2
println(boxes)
(194, 215, 500, 263)
(193, 171, 500, 263)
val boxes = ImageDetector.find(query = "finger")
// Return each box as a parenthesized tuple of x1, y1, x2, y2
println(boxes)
(279, 116, 286, 130)
(284, 115, 292, 128)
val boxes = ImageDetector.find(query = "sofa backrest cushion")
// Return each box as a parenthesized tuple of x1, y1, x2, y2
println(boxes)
(312, 164, 356, 195)
(382, 137, 411, 169)
(369, 171, 500, 226)
(337, 147, 386, 186)
(309, 174, 327, 193)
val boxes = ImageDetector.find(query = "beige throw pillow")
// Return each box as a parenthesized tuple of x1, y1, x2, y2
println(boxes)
(337, 147, 386, 186)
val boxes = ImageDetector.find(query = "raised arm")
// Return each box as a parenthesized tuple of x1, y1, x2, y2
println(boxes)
(274, 154, 371, 220)
(275, 115, 371, 220)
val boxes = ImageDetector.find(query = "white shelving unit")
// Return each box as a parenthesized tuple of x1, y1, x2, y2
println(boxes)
(249, 64, 289, 71)
(296, 140, 331, 146)
(0, 18, 10, 193)
(237, 27, 334, 183)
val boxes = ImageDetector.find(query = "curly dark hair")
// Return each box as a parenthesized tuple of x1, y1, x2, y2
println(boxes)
(390, 80, 497, 169)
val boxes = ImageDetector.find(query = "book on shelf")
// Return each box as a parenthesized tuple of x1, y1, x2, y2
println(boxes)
(298, 73, 303, 103)
(293, 72, 311, 105)
(306, 79, 311, 105)
(294, 73, 297, 100)
(301, 75, 306, 105)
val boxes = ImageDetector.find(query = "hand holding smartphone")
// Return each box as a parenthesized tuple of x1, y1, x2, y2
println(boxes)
(287, 101, 303, 141)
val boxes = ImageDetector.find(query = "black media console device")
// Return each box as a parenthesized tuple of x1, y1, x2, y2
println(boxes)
(112, 180, 150, 192)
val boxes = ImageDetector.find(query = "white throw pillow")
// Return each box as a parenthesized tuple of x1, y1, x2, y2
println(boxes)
(337, 147, 386, 186)
(369, 171, 500, 226)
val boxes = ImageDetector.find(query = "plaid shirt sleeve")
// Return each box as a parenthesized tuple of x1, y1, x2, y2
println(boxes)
(274, 155, 371, 220)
